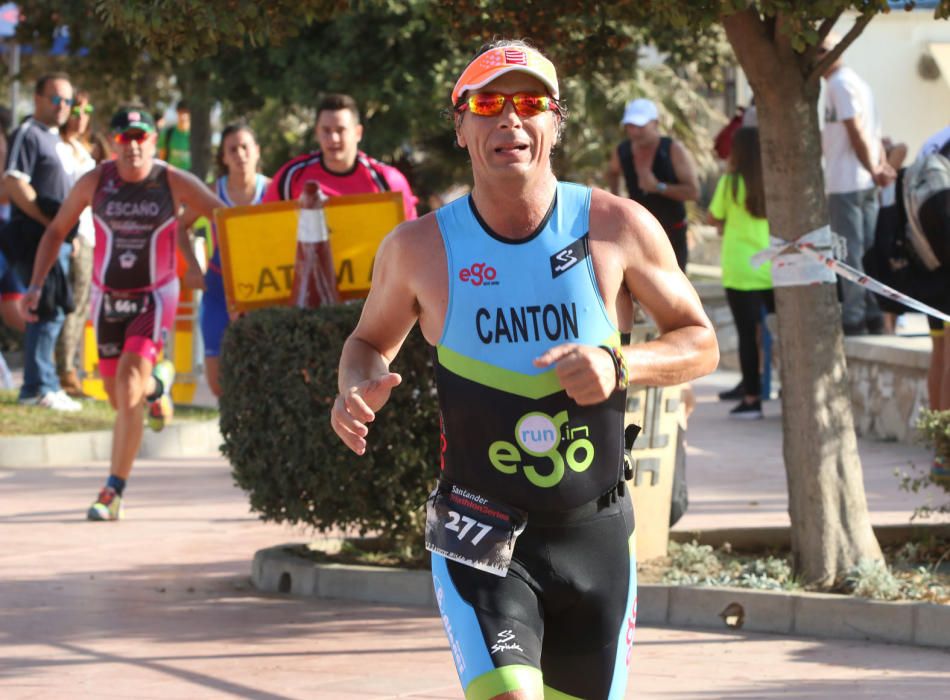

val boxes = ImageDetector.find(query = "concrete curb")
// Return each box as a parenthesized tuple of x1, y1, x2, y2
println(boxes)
(252, 546, 436, 607)
(252, 543, 950, 650)
(0, 418, 222, 467)
(670, 523, 950, 550)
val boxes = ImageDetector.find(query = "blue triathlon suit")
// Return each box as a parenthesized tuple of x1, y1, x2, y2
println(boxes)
(200, 174, 268, 357)
(432, 182, 637, 700)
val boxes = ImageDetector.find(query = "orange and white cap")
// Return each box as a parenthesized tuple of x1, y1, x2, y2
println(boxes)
(452, 46, 559, 106)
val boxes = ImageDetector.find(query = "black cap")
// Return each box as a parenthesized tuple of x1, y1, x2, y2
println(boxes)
(109, 107, 156, 134)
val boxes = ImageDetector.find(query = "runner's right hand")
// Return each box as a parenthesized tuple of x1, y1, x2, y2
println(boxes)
(330, 373, 402, 455)
(18, 287, 41, 323)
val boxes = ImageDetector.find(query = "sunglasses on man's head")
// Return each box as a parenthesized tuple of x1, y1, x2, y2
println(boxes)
(71, 104, 94, 117)
(113, 130, 149, 145)
(455, 92, 560, 118)
(48, 95, 75, 107)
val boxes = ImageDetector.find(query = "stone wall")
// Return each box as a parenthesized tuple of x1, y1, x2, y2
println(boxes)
(844, 336, 930, 444)
(693, 277, 931, 445)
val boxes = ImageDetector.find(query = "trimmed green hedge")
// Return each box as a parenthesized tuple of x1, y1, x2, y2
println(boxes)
(219, 303, 439, 551)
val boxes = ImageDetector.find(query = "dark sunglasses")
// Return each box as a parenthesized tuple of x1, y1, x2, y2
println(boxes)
(113, 130, 150, 145)
(71, 104, 94, 117)
(455, 92, 560, 118)
(48, 95, 76, 107)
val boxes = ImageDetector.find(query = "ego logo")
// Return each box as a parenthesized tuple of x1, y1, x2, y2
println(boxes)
(459, 262, 498, 286)
(625, 595, 638, 666)
(488, 410, 595, 488)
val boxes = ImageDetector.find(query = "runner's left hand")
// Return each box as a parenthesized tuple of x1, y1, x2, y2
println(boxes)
(533, 344, 618, 405)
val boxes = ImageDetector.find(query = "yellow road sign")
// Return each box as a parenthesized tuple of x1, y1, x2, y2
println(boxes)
(214, 191, 405, 314)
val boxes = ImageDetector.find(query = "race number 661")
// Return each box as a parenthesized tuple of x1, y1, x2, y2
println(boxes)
(445, 510, 493, 545)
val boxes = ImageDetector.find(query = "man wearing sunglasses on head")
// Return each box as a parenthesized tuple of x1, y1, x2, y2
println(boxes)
(331, 40, 718, 700)
(20, 106, 223, 522)
(0, 72, 80, 411)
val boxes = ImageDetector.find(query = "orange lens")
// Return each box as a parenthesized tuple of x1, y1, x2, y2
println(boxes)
(511, 94, 550, 117)
(114, 130, 148, 145)
(460, 93, 555, 118)
(468, 93, 507, 116)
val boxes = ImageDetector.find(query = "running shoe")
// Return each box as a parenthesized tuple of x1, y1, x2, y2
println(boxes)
(87, 487, 122, 521)
(19, 390, 82, 412)
(717, 381, 744, 401)
(729, 399, 763, 420)
(146, 360, 176, 432)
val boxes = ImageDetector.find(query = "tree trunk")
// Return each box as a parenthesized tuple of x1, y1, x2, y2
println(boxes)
(723, 11, 882, 587)
(177, 62, 213, 181)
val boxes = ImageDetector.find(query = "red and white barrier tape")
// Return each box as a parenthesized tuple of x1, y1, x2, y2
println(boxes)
(750, 224, 949, 323)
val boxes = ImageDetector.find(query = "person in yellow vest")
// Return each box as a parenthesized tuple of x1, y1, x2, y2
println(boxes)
(707, 127, 774, 419)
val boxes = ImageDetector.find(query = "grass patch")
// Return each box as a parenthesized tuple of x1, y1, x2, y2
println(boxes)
(637, 537, 949, 603)
(0, 390, 218, 435)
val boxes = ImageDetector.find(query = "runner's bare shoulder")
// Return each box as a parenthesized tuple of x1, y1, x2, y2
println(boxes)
(376, 211, 445, 275)
(589, 186, 671, 261)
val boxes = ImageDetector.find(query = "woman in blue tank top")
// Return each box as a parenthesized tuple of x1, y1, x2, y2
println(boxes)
(200, 123, 270, 396)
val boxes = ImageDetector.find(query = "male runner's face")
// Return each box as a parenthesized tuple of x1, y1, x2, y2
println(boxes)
(456, 72, 558, 181)
(625, 120, 659, 146)
(116, 130, 156, 172)
(36, 79, 73, 128)
(222, 129, 260, 177)
(316, 108, 363, 172)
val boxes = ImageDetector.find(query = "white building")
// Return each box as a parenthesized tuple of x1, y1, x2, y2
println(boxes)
(737, 3, 950, 158)
(829, 4, 950, 157)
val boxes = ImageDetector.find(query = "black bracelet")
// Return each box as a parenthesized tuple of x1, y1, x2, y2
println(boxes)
(599, 345, 629, 391)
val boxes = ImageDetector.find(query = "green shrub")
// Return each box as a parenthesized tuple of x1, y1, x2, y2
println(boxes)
(897, 409, 950, 520)
(917, 409, 950, 475)
(219, 303, 440, 554)
(662, 540, 798, 591)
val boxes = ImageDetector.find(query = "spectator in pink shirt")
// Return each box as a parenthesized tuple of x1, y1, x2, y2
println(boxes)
(263, 93, 417, 221)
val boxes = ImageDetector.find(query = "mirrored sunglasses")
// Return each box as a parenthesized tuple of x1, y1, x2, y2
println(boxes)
(49, 95, 76, 107)
(455, 92, 560, 118)
(113, 130, 149, 145)
(71, 104, 94, 117)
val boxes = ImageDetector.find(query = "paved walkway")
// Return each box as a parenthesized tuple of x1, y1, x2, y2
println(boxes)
(677, 370, 948, 532)
(1, 371, 948, 698)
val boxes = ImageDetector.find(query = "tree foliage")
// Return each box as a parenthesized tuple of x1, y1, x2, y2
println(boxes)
(196, 1, 728, 199)
(94, 0, 347, 62)
(13, 1, 736, 195)
(12, 1, 173, 123)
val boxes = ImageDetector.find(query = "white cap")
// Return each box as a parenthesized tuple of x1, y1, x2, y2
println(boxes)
(621, 98, 658, 127)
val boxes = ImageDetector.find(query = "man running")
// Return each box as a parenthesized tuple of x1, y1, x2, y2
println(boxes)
(21, 107, 223, 521)
(331, 41, 718, 699)
(263, 93, 417, 220)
